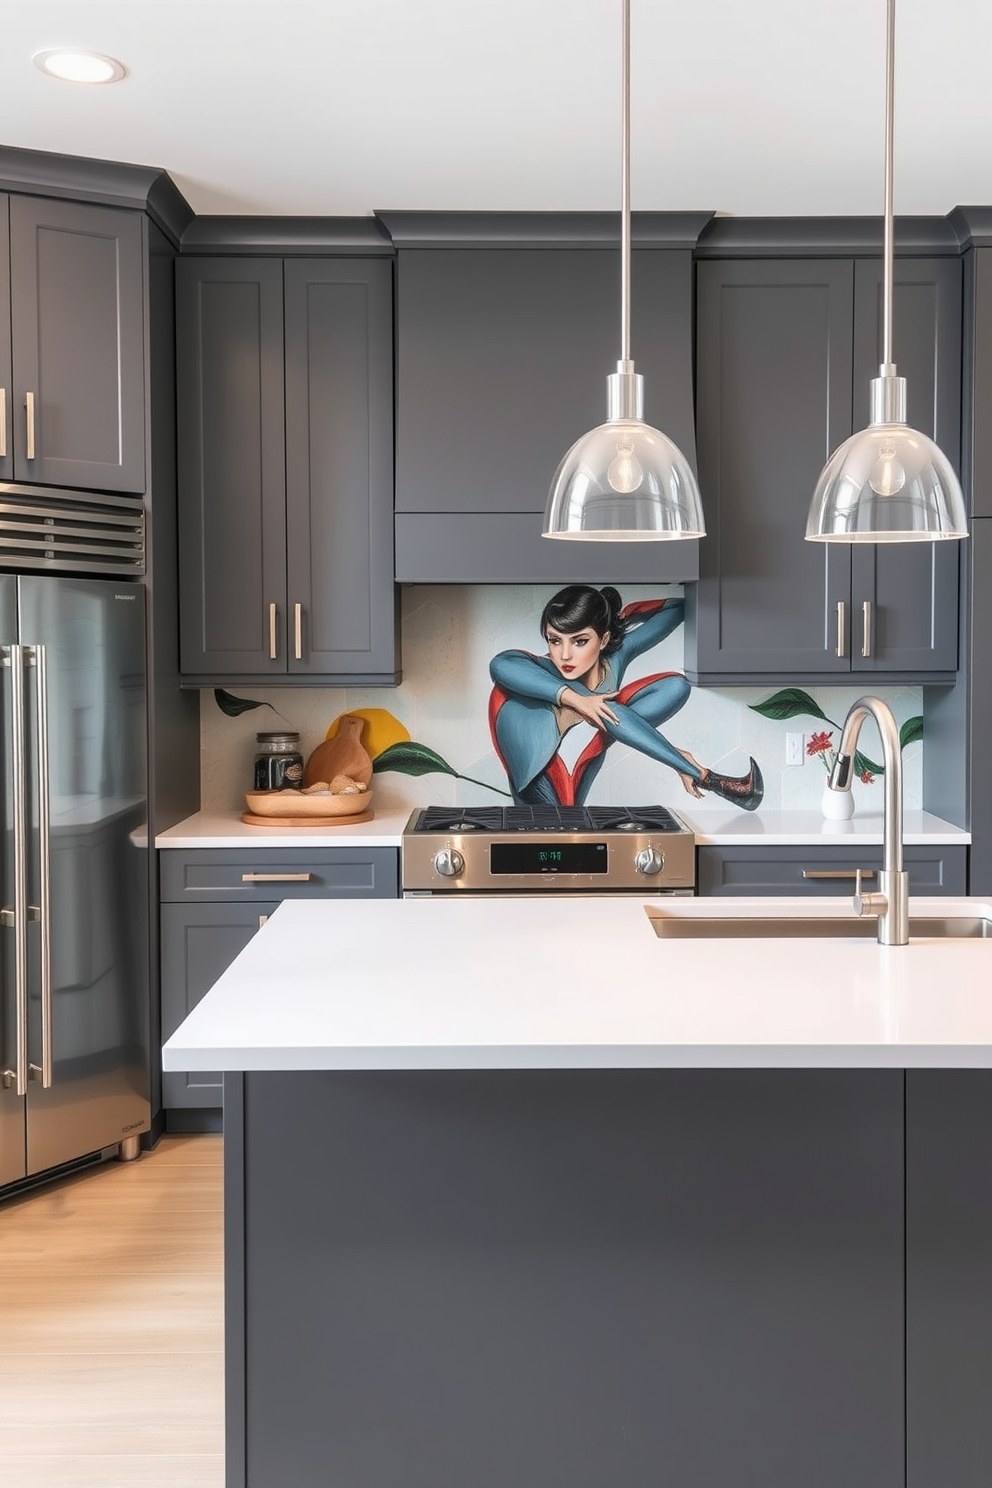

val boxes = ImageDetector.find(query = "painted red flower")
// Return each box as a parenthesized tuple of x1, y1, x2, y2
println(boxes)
(806, 730, 833, 756)
(860, 769, 875, 784)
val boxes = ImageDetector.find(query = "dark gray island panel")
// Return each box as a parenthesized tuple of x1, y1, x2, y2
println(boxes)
(227, 1069, 905, 1488)
(906, 1072, 992, 1488)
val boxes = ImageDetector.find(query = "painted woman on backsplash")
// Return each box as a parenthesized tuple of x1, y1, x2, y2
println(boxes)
(488, 585, 763, 810)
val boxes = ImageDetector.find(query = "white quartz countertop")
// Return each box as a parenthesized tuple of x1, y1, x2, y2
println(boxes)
(155, 807, 412, 848)
(162, 894, 992, 1073)
(155, 806, 968, 849)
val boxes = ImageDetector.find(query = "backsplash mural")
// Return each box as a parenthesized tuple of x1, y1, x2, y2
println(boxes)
(199, 584, 924, 817)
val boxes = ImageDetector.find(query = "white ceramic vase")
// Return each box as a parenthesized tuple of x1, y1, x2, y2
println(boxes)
(821, 779, 855, 820)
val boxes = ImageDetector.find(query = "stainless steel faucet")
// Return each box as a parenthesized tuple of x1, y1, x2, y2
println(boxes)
(827, 695, 909, 946)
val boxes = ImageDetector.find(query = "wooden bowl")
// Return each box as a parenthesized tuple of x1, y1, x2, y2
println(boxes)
(245, 789, 372, 819)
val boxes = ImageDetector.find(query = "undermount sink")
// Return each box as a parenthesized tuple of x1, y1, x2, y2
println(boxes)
(645, 911, 992, 941)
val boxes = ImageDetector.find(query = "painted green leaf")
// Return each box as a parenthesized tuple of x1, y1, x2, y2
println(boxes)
(214, 688, 268, 717)
(854, 750, 884, 778)
(373, 741, 458, 778)
(372, 740, 511, 797)
(749, 688, 828, 723)
(900, 715, 924, 749)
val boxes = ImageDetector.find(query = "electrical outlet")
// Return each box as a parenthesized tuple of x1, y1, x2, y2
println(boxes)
(786, 731, 805, 767)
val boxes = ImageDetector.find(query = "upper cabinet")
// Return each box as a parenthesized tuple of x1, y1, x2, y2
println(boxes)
(1, 195, 146, 492)
(176, 249, 397, 685)
(685, 242, 962, 683)
(383, 212, 711, 584)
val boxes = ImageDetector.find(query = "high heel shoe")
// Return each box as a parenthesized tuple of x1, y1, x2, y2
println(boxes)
(700, 756, 764, 811)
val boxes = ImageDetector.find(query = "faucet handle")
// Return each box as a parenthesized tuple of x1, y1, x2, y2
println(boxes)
(853, 868, 872, 917)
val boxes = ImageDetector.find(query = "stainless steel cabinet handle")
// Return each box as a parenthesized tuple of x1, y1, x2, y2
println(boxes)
(862, 599, 872, 658)
(268, 602, 277, 661)
(836, 600, 846, 658)
(258, 914, 269, 928)
(294, 603, 303, 661)
(25, 391, 36, 460)
(32, 645, 53, 1089)
(241, 872, 313, 883)
(0, 387, 6, 458)
(802, 869, 877, 881)
(8, 646, 29, 1096)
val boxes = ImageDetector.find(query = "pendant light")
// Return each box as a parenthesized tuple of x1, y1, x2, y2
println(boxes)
(806, 0, 967, 543)
(542, 0, 704, 541)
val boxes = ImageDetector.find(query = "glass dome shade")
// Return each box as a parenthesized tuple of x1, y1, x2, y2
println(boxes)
(806, 421, 968, 542)
(543, 418, 705, 541)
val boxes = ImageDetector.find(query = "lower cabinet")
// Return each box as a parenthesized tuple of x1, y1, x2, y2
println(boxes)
(697, 844, 967, 897)
(159, 846, 399, 1124)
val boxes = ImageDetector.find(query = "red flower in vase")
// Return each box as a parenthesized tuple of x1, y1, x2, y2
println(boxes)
(806, 730, 834, 757)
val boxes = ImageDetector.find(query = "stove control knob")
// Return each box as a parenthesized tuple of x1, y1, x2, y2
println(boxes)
(635, 847, 665, 877)
(433, 848, 465, 879)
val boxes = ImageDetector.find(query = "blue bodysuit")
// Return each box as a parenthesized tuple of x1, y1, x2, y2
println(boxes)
(488, 598, 698, 806)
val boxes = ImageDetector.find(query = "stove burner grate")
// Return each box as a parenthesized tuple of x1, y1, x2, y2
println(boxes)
(414, 804, 685, 834)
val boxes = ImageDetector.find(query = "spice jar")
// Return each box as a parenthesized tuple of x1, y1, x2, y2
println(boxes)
(253, 732, 304, 791)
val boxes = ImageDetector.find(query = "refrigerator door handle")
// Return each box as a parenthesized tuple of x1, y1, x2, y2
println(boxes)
(2, 645, 29, 1097)
(28, 645, 52, 1088)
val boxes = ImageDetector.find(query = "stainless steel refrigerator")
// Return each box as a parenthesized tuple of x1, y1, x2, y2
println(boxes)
(0, 573, 150, 1189)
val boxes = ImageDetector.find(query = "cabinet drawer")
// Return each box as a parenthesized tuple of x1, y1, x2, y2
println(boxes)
(160, 847, 399, 902)
(697, 845, 967, 898)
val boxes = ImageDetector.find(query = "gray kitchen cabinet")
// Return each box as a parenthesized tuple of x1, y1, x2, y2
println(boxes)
(159, 846, 400, 1125)
(686, 254, 961, 683)
(160, 901, 274, 1116)
(0, 196, 10, 481)
(177, 255, 397, 685)
(384, 211, 710, 584)
(696, 843, 967, 898)
(3, 194, 146, 492)
(905, 1072, 992, 1488)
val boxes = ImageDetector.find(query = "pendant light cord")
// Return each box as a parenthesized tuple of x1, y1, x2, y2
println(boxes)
(881, 0, 895, 371)
(620, 0, 632, 369)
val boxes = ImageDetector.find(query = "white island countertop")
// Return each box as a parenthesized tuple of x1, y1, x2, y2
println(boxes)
(162, 894, 992, 1074)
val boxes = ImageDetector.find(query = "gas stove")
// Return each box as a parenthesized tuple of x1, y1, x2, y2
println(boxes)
(401, 804, 696, 895)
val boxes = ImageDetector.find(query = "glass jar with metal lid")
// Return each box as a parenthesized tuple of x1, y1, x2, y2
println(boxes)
(253, 732, 304, 791)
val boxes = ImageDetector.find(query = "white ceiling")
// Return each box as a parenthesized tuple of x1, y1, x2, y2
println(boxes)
(2, 0, 991, 220)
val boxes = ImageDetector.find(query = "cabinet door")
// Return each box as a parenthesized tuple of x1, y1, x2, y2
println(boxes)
(9, 197, 146, 492)
(393, 246, 699, 584)
(160, 901, 275, 1108)
(851, 259, 961, 674)
(0, 195, 11, 481)
(177, 258, 287, 678)
(688, 260, 854, 679)
(284, 259, 396, 680)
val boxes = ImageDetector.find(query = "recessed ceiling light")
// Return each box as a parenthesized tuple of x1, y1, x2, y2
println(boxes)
(33, 49, 126, 85)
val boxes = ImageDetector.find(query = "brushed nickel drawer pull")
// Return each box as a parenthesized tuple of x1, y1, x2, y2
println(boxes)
(836, 600, 846, 658)
(0, 388, 6, 457)
(25, 391, 36, 460)
(862, 599, 872, 658)
(268, 602, 277, 660)
(803, 869, 876, 881)
(294, 603, 303, 661)
(241, 872, 313, 883)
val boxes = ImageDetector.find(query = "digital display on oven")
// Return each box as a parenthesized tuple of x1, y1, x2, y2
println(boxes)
(490, 842, 609, 875)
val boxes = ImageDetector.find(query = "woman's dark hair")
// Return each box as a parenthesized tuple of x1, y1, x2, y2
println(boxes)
(540, 585, 627, 656)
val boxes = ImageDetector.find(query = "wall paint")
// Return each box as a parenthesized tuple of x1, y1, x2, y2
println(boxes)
(201, 585, 924, 816)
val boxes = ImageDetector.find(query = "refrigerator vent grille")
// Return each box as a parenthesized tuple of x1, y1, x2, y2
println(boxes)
(0, 488, 144, 577)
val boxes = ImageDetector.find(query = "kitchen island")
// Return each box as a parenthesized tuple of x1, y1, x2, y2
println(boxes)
(164, 896, 992, 1488)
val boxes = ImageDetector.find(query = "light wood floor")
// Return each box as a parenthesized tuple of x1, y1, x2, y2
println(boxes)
(0, 1133, 224, 1488)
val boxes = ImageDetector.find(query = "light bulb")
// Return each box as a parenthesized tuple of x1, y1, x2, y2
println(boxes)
(607, 439, 643, 494)
(868, 444, 907, 496)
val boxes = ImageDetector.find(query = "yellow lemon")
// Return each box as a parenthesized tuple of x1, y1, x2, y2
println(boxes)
(325, 708, 411, 761)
